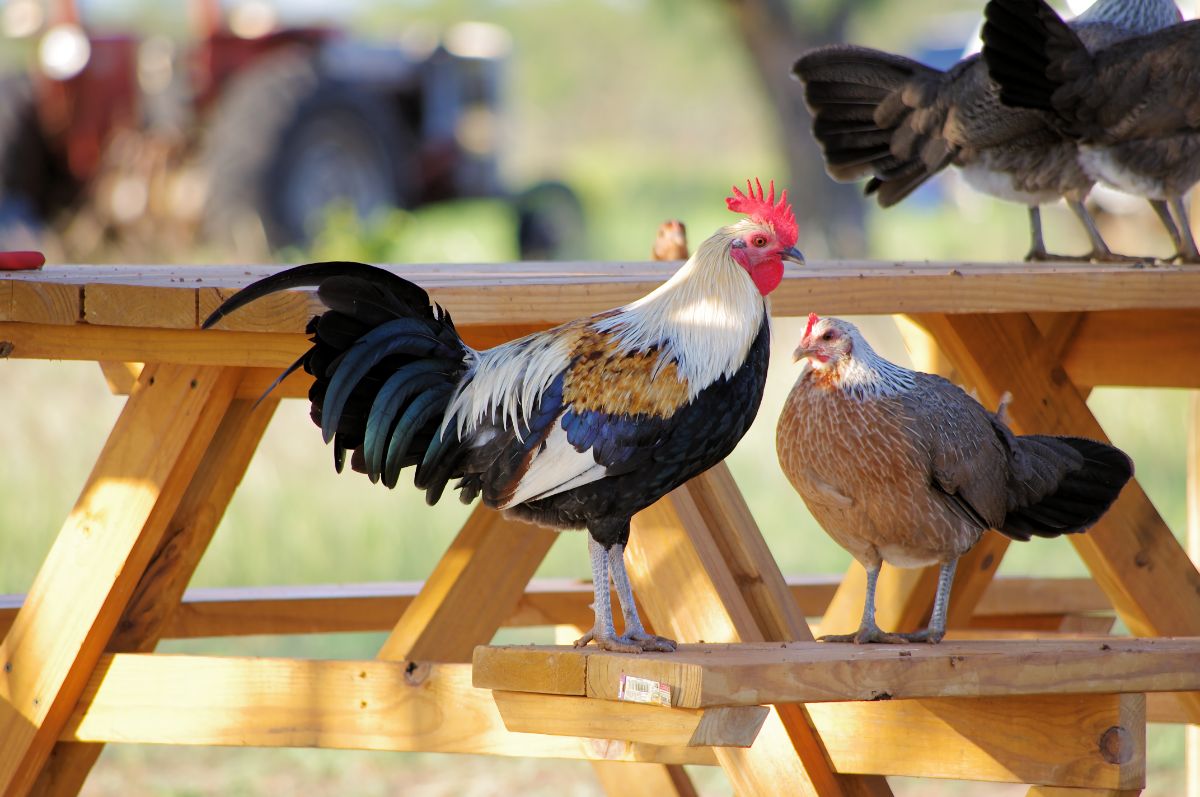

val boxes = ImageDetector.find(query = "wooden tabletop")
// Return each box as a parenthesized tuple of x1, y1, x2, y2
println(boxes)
(2, 261, 1198, 332)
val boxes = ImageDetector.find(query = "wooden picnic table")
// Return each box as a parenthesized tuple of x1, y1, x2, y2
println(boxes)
(1, 260, 1198, 797)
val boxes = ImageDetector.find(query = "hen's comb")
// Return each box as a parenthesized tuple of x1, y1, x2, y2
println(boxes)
(803, 312, 820, 342)
(726, 179, 798, 248)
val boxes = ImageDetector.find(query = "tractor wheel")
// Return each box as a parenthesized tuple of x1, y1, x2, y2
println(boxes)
(201, 51, 410, 255)
(0, 74, 51, 248)
(514, 180, 585, 260)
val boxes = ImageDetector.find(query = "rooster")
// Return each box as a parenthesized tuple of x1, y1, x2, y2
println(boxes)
(203, 180, 804, 653)
(776, 315, 1132, 644)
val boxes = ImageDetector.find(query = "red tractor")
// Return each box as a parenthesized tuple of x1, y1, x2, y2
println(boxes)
(0, 0, 582, 259)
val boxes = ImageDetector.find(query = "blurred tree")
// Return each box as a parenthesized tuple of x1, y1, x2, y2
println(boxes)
(722, 0, 880, 257)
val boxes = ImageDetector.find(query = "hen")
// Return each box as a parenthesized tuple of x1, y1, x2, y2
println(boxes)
(776, 315, 1132, 643)
(982, 0, 1200, 261)
(204, 180, 803, 653)
(791, 0, 1181, 262)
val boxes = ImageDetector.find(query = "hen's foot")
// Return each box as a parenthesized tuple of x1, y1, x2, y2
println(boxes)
(891, 627, 946, 644)
(819, 625, 909, 644)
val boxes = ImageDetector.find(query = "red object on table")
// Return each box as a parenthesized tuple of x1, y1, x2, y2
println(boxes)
(0, 251, 46, 270)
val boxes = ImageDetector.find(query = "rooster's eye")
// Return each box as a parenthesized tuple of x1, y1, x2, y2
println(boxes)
(752, 236, 767, 247)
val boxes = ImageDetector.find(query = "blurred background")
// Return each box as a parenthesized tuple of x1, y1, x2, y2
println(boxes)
(0, 0, 1195, 794)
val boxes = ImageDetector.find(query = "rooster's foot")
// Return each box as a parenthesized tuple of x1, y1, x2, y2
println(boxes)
(616, 631, 677, 652)
(574, 629, 675, 654)
(819, 625, 909, 644)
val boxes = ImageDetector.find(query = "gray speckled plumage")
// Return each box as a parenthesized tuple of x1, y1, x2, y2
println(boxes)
(776, 317, 1133, 643)
(792, 0, 1180, 261)
(984, 0, 1199, 260)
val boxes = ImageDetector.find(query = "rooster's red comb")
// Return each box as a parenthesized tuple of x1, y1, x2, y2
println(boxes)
(803, 312, 820, 341)
(726, 179, 798, 249)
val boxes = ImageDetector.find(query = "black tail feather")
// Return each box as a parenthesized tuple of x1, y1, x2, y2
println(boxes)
(1000, 435, 1133, 541)
(982, 0, 1087, 114)
(203, 261, 471, 499)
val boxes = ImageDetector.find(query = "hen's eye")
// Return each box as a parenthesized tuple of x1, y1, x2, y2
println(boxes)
(821, 331, 834, 341)
(752, 235, 767, 247)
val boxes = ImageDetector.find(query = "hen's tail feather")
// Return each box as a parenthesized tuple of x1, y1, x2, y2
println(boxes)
(999, 435, 1133, 541)
(202, 261, 471, 499)
(792, 45, 950, 202)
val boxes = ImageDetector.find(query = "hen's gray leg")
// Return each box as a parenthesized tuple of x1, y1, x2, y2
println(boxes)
(608, 544, 676, 652)
(897, 558, 958, 644)
(819, 565, 908, 644)
(1068, 199, 1146, 263)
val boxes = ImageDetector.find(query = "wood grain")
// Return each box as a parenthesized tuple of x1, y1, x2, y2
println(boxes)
(59, 655, 715, 765)
(492, 691, 768, 748)
(30, 387, 280, 796)
(0, 365, 240, 797)
(4, 261, 1200, 330)
(474, 638, 1200, 708)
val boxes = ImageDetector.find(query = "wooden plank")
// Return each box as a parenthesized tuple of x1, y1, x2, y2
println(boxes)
(1063, 310, 1200, 388)
(376, 506, 559, 663)
(85, 284, 195, 328)
(628, 466, 891, 797)
(0, 364, 240, 797)
(1189, 392, 1200, 797)
(807, 693, 1144, 789)
(1147, 692, 1195, 724)
(96, 362, 141, 395)
(492, 691, 768, 748)
(30, 389, 280, 797)
(474, 638, 1200, 708)
(0, 323, 308, 368)
(1026, 788, 1141, 797)
(5, 260, 1200, 329)
(0, 575, 1113, 641)
(8, 281, 78, 325)
(928, 312, 1200, 723)
(0, 278, 12, 321)
(58, 654, 714, 765)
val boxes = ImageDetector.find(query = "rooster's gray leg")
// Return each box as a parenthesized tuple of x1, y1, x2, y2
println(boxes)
(607, 544, 676, 652)
(819, 565, 908, 644)
(575, 536, 642, 653)
(896, 558, 958, 644)
(1170, 197, 1200, 263)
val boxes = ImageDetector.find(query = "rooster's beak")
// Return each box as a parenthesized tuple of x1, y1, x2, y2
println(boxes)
(780, 246, 805, 265)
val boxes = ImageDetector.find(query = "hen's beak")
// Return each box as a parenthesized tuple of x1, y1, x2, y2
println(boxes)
(780, 246, 805, 265)
(792, 341, 813, 363)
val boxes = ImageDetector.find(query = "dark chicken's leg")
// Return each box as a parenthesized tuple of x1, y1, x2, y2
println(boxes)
(574, 536, 675, 653)
(608, 543, 676, 652)
(894, 558, 957, 644)
(1170, 197, 1200, 263)
(819, 565, 908, 644)
(1067, 199, 1149, 263)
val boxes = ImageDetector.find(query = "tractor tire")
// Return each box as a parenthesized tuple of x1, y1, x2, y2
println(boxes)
(201, 51, 410, 255)
(0, 73, 51, 248)
(514, 180, 585, 260)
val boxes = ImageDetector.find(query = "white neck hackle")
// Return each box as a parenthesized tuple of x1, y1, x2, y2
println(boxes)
(594, 220, 768, 397)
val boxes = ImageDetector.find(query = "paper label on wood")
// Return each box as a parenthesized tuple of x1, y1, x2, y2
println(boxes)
(618, 674, 671, 707)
